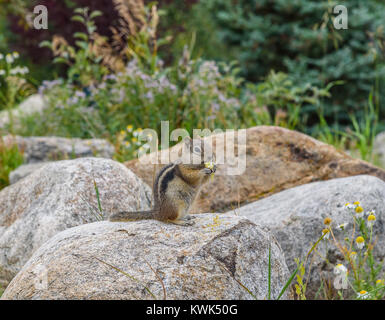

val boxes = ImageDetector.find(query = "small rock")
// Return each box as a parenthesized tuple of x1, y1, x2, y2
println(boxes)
(1, 214, 290, 300)
(0, 157, 152, 286)
(2, 135, 115, 164)
(0, 94, 47, 129)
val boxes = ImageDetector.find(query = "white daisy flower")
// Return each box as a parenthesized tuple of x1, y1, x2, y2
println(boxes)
(5, 53, 14, 64)
(344, 202, 355, 209)
(357, 290, 370, 300)
(354, 205, 364, 218)
(367, 214, 376, 228)
(356, 236, 365, 250)
(366, 210, 375, 217)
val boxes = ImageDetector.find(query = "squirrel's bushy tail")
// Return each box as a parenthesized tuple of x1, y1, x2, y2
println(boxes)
(109, 210, 155, 222)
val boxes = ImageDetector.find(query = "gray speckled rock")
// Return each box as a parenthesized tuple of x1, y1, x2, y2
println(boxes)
(0, 158, 152, 287)
(236, 175, 385, 298)
(1, 214, 290, 300)
(2, 135, 115, 164)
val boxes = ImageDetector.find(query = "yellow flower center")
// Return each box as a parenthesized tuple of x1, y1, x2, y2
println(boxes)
(368, 215, 376, 222)
(356, 236, 364, 244)
(323, 217, 332, 225)
(359, 290, 367, 294)
(355, 206, 363, 213)
(322, 229, 329, 235)
(353, 201, 360, 205)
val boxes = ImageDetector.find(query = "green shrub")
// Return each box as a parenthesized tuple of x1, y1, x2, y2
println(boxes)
(10, 7, 262, 160)
(16, 50, 268, 160)
(0, 137, 24, 190)
(11, 6, 334, 161)
(250, 71, 332, 130)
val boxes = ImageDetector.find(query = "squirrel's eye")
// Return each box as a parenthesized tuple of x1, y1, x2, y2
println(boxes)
(193, 146, 201, 154)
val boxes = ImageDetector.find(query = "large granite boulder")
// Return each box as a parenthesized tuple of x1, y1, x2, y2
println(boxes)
(125, 126, 385, 213)
(0, 157, 151, 286)
(1, 214, 290, 300)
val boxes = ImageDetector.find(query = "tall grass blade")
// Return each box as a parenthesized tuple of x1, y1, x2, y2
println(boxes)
(268, 242, 271, 300)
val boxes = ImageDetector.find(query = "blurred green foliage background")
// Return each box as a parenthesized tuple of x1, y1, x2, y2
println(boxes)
(0, 0, 384, 164)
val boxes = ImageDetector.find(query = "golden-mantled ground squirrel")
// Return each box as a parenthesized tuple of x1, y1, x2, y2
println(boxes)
(109, 136, 216, 226)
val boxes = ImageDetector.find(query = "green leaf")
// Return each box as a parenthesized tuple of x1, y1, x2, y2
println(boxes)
(53, 57, 69, 64)
(71, 15, 85, 24)
(74, 32, 88, 41)
(90, 10, 102, 19)
(277, 266, 299, 300)
(74, 8, 85, 14)
(39, 40, 52, 49)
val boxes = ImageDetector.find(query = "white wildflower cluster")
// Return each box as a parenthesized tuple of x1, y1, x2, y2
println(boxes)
(9, 66, 29, 75)
(0, 52, 19, 64)
(0, 51, 29, 78)
(357, 290, 370, 300)
(319, 201, 383, 299)
(38, 79, 63, 95)
(344, 201, 377, 229)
